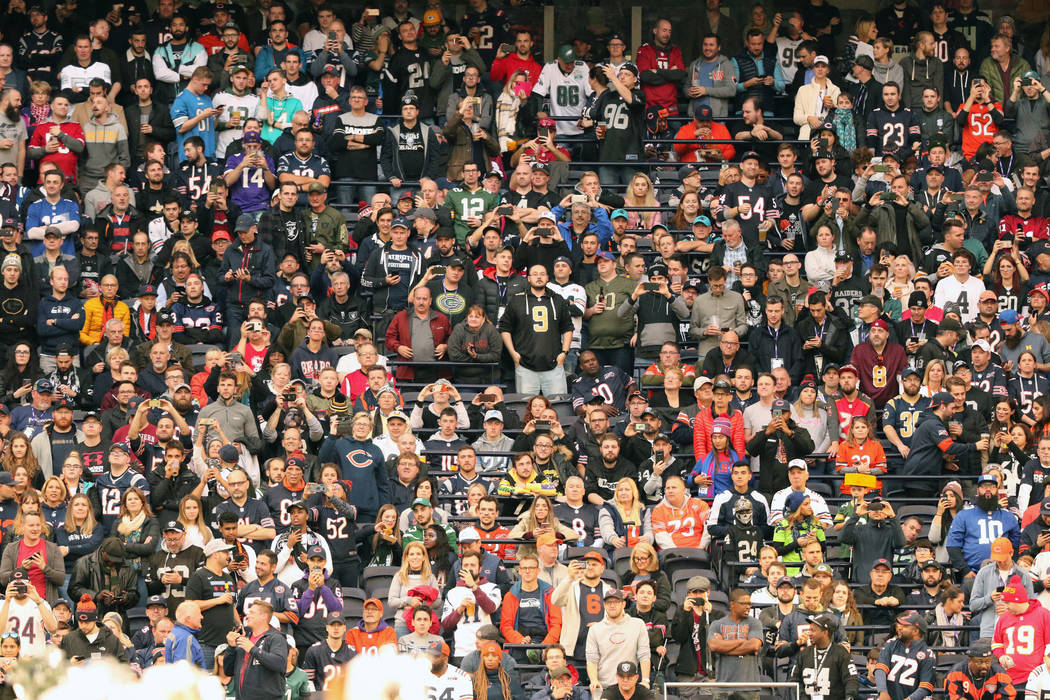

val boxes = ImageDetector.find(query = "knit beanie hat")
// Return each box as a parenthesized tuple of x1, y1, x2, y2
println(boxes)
(76, 594, 97, 623)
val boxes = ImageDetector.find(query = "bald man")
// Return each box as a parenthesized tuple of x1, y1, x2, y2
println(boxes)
(165, 600, 206, 668)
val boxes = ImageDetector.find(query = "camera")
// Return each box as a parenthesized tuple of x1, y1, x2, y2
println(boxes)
(643, 282, 660, 291)
(307, 483, 328, 495)
(283, 392, 297, 403)
(430, 265, 446, 275)
(880, 191, 896, 201)
(232, 552, 246, 564)
(534, 420, 551, 432)
(632, 422, 647, 431)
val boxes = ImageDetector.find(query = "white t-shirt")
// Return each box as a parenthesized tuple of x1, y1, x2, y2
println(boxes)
(441, 583, 502, 658)
(212, 91, 261, 158)
(5, 597, 49, 657)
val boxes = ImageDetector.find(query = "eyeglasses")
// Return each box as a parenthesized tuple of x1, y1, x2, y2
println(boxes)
(227, 480, 248, 487)
(633, 554, 651, 561)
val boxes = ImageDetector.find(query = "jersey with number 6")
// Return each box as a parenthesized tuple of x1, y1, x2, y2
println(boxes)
(994, 601, 1050, 686)
(425, 664, 474, 700)
(532, 60, 593, 136)
(874, 637, 936, 700)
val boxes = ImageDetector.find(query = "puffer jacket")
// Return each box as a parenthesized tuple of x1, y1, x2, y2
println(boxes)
(475, 270, 528, 321)
(164, 622, 205, 668)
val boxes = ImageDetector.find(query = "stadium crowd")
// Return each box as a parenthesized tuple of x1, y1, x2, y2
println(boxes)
(0, 0, 1048, 699)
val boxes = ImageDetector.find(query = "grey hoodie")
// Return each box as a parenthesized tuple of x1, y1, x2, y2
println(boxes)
(687, 53, 737, 119)
(872, 58, 904, 89)
(900, 54, 944, 111)
(79, 112, 130, 192)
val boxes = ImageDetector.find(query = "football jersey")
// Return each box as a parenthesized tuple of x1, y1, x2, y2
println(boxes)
(211, 91, 260, 158)
(589, 87, 645, 161)
(290, 576, 342, 648)
(95, 468, 151, 531)
(875, 637, 936, 700)
(262, 482, 306, 534)
(993, 602, 1050, 686)
(866, 107, 922, 155)
(177, 160, 222, 206)
(5, 597, 48, 657)
(570, 366, 631, 411)
(834, 396, 874, 440)
(532, 61, 592, 136)
(276, 152, 331, 182)
(972, 366, 1009, 397)
(446, 186, 498, 243)
(960, 101, 1002, 159)
(1009, 374, 1050, 420)
(775, 37, 804, 83)
(171, 89, 217, 158)
(716, 179, 779, 248)
(460, 7, 509, 66)
(223, 151, 277, 212)
(882, 395, 931, 448)
(314, 503, 357, 563)
(235, 576, 298, 626)
(302, 640, 355, 691)
(554, 502, 601, 546)
(425, 665, 474, 700)
(442, 582, 502, 657)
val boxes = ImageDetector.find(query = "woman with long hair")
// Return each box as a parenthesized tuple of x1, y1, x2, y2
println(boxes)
(887, 255, 915, 303)
(920, 359, 946, 397)
(57, 453, 93, 501)
(177, 494, 213, 548)
(56, 493, 102, 599)
(424, 524, 453, 587)
(839, 15, 876, 81)
(0, 343, 41, 407)
(772, 493, 826, 574)
(2, 433, 43, 490)
(930, 481, 965, 561)
(834, 416, 887, 493)
(669, 191, 702, 231)
(464, 482, 489, 519)
(39, 476, 67, 533)
(622, 541, 671, 612)
(824, 579, 865, 648)
(387, 541, 439, 636)
(102, 611, 135, 661)
(112, 487, 159, 604)
(990, 398, 1019, 439)
(994, 424, 1035, 509)
(598, 477, 653, 550)
(472, 641, 523, 700)
(367, 504, 402, 567)
(507, 494, 579, 542)
(649, 368, 696, 430)
(984, 250, 1030, 313)
(522, 395, 553, 426)
(1014, 351, 1045, 427)
(624, 172, 662, 230)
(447, 305, 503, 384)
(495, 70, 528, 152)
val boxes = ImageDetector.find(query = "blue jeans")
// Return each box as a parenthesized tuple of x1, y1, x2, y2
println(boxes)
(335, 183, 378, 208)
(515, 365, 567, 396)
(226, 304, 246, 345)
(201, 643, 216, 671)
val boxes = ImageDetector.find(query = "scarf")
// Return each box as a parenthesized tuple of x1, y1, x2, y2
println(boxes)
(832, 108, 856, 152)
(935, 604, 963, 647)
(117, 511, 146, 536)
(30, 105, 51, 126)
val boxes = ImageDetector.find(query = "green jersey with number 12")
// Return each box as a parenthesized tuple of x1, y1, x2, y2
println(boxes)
(446, 186, 499, 244)
(533, 60, 593, 136)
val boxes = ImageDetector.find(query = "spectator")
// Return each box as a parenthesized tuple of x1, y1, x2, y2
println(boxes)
(222, 600, 289, 700)
(165, 600, 205, 667)
(794, 55, 840, 140)
(971, 537, 1032, 637)
(707, 588, 763, 700)
(586, 590, 652, 696)
(840, 497, 906, 582)
(946, 474, 1020, 576)
(748, 297, 803, 382)
(60, 594, 123, 659)
(991, 575, 1050, 690)
(552, 552, 612, 661)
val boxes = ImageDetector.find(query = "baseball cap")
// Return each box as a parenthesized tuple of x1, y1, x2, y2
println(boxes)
(146, 594, 167, 608)
(557, 45, 575, 63)
(871, 558, 892, 571)
(321, 64, 342, 77)
(619, 62, 639, 76)
(535, 532, 558, 547)
(412, 497, 433, 508)
(386, 410, 409, 423)
(33, 379, 53, 393)
(678, 165, 698, 180)
(306, 182, 327, 194)
(712, 378, 732, 392)
(855, 55, 875, 70)
(968, 639, 994, 658)
(692, 215, 712, 227)
(813, 55, 829, 65)
(616, 661, 639, 676)
(391, 216, 411, 230)
(537, 210, 557, 223)
(807, 613, 837, 632)
(603, 589, 625, 601)
(977, 473, 999, 486)
(596, 250, 616, 262)
(972, 339, 993, 353)
(203, 539, 234, 557)
(837, 364, 859, 377)
(1000, 308, 1021, 324)
(740, 151, 762, 163)
(211, 230, 232, 242)
(870, 318, 889, 331)
(687, 575, 711, 592)
(694, 104, 713, 120)
(1040, 496, 1050, 516)
(326, 611, 346, 625)
(787, 458, 808, 472)
(896, 611, 926, 629)
(235, 214, 255, 232)
(483, 409, 504, 423)
(580, 551, 604, 563)
(901, 367, 920, 379)
(771, 398, 790, 413)
(609, 208, 629, 220)
(649, 263, 669, 278)
(219, 444, 240, 463)
(458, 527, 481, 543)
(306, 544, 327, 560)
(858, 294, 883, 310)
(137, 284, 158, 297)
(990, 536, 1014, 561)
(548, 665, 573, 680)
(553, 256, 574, 269)
(927, 391, 954, 409)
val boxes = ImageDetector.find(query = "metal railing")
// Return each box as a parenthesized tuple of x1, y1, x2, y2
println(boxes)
(664, 681, 799, 700)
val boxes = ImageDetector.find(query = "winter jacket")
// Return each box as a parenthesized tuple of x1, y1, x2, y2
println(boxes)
(746, 421, 815, 496)
(79, 297, 131, 346)
(617, 291, 690, 353)
(442, 112, 500, 181)
(747, 322, 804, 382)
(795, 309, 854, 378)
(475, 271, 528, 322)
(550, 576, 612, 651)
(447, 320, 503, 384)
(164, 622, 206, 668)
(840, 514, 906, 583)
(197, 397, 263, 454)
(69, 549, 140, 616)
(30, 425, 85, 479)
(37, 292, 84, 355)
(147, 464, 201, 524)
(855, 200, 931, 266)
(223, 626, 289, 700)
(379, 121, 442, 181)
(60, 624, 124, 660)
(980, 55, 1032, 103)
(383, 309, 452, 381)
(220, 238, 277, 308)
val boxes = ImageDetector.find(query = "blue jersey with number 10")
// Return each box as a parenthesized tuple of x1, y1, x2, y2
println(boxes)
(171, 89, 217, 159)
(945, 504, 1020, 572)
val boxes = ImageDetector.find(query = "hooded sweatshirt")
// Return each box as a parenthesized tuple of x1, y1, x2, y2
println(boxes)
(0, 279, 36, 346)
(872, 58, 904, 88)
(317, 436, 390, 518)
(79, 112, 130, 187)
(899, 54, 944, 111)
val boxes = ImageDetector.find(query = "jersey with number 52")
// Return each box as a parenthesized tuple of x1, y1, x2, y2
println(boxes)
(993, 601, 1050, 686)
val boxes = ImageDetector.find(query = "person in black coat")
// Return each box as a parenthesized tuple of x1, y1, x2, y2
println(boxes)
(795, 290, 854, 378)
(60, 595, 125, 660)
(746, 404, 815, 496)
(671, 577, 716, 683)
(125, 79, 177, 166)
(747, 297, 804, 382)
(223, 600, 289, 700)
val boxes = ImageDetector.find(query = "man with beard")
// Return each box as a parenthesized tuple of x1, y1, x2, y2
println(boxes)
(874, 613, 936, 700)
(80, 95, 130, 195)
(907, 560, 947, 607)
(831, 365, 877, 441)
(850, 319, 909, 409)
(257, 184, 307, 266)
(944, 640, 1015, 700)
(999, 308, 1050, 373)
(903, 392, 987, 498)
(584, 435, 637, 506)
(715, 151, 777, 248)
(898, 291, 938, 366)
(948, 475, 1020, 577)
(499, 264, 573, 396)
(152, 15, 208, 105)
(207, 25, 255, 96)
(916, 316, 962, 375)
(882, 368, 931, 460)
(176, 137, 221, 211)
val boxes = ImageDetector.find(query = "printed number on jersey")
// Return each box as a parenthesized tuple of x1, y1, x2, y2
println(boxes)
(887, 655, 918, 685)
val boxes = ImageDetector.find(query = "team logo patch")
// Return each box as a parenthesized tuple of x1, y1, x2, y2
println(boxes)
(916, 651, 927, 660)
(345, 449, 374, 468)
(275, 585, 285, 594)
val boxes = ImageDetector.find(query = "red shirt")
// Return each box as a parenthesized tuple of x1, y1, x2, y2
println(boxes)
(17, 538, 46, 594)
(636, 42, 685, 113)
(28, 121, 85, 184)
(960, 101, 1002, 159)
(489, 54, 543, 92)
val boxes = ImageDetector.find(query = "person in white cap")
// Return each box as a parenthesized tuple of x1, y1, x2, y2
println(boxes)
(184, 537, 237, 668)
(794, 54, 840, 140)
